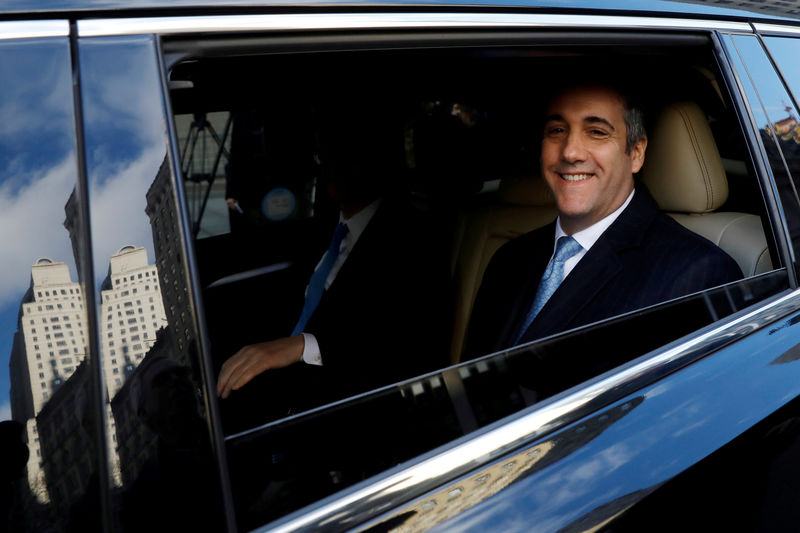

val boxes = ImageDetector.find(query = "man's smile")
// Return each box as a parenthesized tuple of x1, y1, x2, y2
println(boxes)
(558, 172, 595, 182)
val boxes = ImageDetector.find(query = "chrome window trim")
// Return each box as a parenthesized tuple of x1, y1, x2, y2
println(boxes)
(78, 13, 751, 38)
(0, 20, 69, 40)
(754, 23, 800, 36)
(263, 285, 800, 532)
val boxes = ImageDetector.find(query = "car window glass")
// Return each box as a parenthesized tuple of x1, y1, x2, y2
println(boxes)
(723, 33, 800, 261)
(762, 34, 800, 251)
(0, 37, 101, 531)
(164, 38, 790, 529)
(78, 35, 226, 531)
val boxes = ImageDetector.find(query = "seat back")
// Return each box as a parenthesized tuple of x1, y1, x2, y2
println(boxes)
(450, 177, 557, 362)
(641, 101, 771, 276)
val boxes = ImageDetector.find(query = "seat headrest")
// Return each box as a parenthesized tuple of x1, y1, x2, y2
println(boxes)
(497, 176, 555, 206)
(641, 102, 728, 213)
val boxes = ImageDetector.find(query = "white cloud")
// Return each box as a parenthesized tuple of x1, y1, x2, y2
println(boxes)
(89, 144, 164, 284)
(0, 154, 78, 309)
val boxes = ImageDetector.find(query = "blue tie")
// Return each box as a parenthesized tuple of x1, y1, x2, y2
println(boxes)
(292, 223, 349, 335)
(514, 235, 583, 343)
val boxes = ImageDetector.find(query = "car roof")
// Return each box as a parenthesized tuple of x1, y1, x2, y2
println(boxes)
(2, 0, 800, 24)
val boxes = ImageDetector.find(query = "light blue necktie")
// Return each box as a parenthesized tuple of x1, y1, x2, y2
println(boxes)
(514, 235, 583, 343)
(292, 222, 349, 335)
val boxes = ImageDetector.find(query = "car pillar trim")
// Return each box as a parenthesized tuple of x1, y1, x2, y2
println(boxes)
(754, 23, 800, 36)
(77, 14, 752, 38)
(0, 20, 69, 40)
(263, 284, 800, 533)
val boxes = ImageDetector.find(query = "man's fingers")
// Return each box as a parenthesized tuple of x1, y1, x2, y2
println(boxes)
(217, 344, 272, 398)
(217, 347, 251, 397)
(217, 336, 304, 398)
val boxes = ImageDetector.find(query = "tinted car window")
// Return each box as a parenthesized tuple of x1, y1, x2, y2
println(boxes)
(163, 35, 790, 529)
(0, 36, 102, 531)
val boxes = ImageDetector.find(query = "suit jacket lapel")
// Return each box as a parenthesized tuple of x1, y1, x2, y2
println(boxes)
(498, 227, 557, 348)
(318, 201, 389, 307)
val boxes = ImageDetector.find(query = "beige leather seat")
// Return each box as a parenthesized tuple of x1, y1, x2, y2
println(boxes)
(641, 101, 772, 276)
(449, 177, 557, 362)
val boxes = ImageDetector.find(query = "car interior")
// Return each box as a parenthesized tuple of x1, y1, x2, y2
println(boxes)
(170, 37, 775, 367)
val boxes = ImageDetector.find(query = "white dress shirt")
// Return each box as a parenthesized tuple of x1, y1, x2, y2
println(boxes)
(552, 189, 635, 280)
(300, 199, 382, 365)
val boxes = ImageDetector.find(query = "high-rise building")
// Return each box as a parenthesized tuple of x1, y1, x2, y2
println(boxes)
(9, 258, 87, 505)
(9, 247, 168, 517)
(99, 245, 167, 398)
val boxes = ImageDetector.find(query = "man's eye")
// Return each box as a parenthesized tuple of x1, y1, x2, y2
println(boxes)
(589, 129, 608, 137)
(546, 126, 565, 135)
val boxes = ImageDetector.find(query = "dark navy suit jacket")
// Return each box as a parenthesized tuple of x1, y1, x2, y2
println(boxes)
(296, 199, 451, 406)
(466, 186, 744, 358)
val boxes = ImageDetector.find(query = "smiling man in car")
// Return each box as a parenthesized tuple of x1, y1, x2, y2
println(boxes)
(466, 81, 743, 357)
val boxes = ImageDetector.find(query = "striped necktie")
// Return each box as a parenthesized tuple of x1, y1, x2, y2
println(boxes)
(514, 235, 583, 343)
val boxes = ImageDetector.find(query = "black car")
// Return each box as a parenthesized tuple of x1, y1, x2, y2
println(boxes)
(3, 0, 800, 531)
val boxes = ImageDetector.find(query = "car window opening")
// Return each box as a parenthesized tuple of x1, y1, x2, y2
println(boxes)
(166, 39, 789, 529)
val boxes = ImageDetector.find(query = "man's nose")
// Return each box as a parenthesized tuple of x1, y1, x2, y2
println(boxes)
(561, 132, 587, 162)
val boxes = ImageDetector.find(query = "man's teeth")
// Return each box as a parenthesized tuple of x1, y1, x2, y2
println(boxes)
(561, 173, 592, 182)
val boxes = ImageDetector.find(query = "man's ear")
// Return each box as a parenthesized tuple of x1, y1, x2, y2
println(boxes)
(630, 137, 647, 174)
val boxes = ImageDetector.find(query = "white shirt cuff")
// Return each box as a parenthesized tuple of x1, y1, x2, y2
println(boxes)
(301, 332, 323, 366)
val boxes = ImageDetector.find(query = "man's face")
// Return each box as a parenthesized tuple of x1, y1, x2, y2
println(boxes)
(541, 86, 647, 234)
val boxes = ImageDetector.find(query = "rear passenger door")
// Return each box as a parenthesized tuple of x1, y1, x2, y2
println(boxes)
(144, 15, 797, 531)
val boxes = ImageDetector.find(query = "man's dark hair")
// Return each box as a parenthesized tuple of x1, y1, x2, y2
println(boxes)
(544, 73, 648, 154)
(619, 91, 647, 153)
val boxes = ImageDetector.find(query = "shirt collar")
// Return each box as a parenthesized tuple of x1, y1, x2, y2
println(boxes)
(554, 189, 635, 251)
(340, 198, 382, 246)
